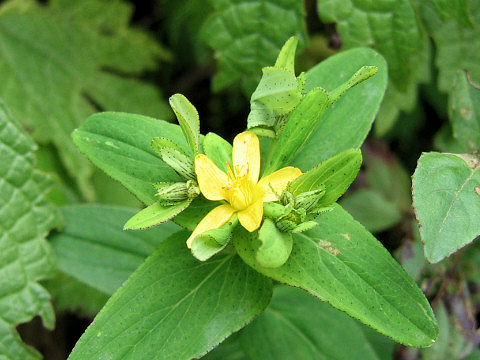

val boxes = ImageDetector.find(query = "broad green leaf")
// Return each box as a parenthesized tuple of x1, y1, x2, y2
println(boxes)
(317, 0, 427, 133)
(294, 48, 387, 170)
(412, 152, 480, 263)
(50, 205, 181, 295)
(421, 1, 480, 94)
(203, 132, 233, 173)
(234, 204, 438, 347)
(289, 149, 362, 207)
(264, 87, 330, 174)
(449, 70, 480, 152)
(340, 189, 402, 233)
(431, 0, 474, 28)
(0, 0, 171, 198)
(201, 0, 307, 94)
(68, 233, 273, 360)
(257, 219, 293, 268)
(169, 94, 200, 156)
(72, 112, 187, 205)
(239, 286, 394, 360)
(0, 102, 62, 359)
(124, 200, 192, 230)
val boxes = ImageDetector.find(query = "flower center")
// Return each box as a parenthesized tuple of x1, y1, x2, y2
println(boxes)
(223, 163, 260, 211)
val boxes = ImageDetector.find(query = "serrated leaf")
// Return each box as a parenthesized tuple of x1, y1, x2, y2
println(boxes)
(239, 286, 394, 360)
(449, 70, 480, 152)
(288, 149, 362, 207)
(169, 94, 200, 156)
(201, 0, 307, 95)
(256, 219, 293, 268)
(317, 0, 428, 133)
(234, 204, 438, 347)
(340, 189, 402, 233)
(0, 102, 62, 359)
(68, 233, 273, 360)
(412, 152, 480, 263)
(293, 48, 387, 170)
(0, 0, 171, 198)
(50, 205, 181, 295)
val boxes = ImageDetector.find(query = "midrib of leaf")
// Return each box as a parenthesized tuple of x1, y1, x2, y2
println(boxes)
(436, 166, 479, 238)
(296, 232, 433, 339)
(89, 255, 232, 359)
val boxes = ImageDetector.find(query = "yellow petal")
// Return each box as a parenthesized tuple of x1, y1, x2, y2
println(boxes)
(195, 154, 228, 201)
(186, 204, 235, 248)
(258, 166, 303, 202)
(232, 131, 260, 183)
(238, 200, 263, 232)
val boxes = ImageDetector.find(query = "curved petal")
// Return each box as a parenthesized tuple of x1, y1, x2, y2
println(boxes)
(232, 131, 260, 183)
(186, 204, 235, 248)
(238, 200, 263, 232)
(195, 154, 228, 201)
(258, 166, 302, 202)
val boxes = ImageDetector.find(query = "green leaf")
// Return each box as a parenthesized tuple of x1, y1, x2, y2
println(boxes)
(340, 189, 402, 233)
(239, 286, 394, 360)
(289, 149, 362, 207)
(169, 94, 201, 156)
(449, 70, 480, 152)
(421, 1, 480, 94)
(0, 102, 62, 359)
(72, 112, 187, 205)
(201, 0, 307, 94)
(203, 132, 233, 173)
(294, 48, 388, 170)
(68, 233, 273, 360)
(431, 0, 474, 28)
(256, 219, 293, 268)
(412, 152, 480, 263)
(275, 36, 299, 71)
(203, 335, 248, 360)
(317, 0, 427, 132)
(234, 204, 438, 347)
(264, 87, 330, 174)
(124, 200, 192, 230)
(151, 137, 195, 180)
(0, 0, 171, 198)
(50, 205, 181, 295)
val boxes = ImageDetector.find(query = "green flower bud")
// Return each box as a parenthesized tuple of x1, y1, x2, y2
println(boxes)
(152, 137, 195, 180)
(154, 181, 199, 206)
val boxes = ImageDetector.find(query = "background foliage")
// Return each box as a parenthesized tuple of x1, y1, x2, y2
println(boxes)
(0, 0, 479, 359)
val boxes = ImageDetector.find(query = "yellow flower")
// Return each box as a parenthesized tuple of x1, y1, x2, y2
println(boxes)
(186, 131, 302, 248)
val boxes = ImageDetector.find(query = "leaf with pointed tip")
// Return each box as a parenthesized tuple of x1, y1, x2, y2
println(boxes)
(124, 200, 192, 230)
(169, 94, 200, 156)
(275, 36, 299, 71)
(234, 204, 438, 347)
(67, 233, 272, 360)
(413, 152, 480, 263)
(293, 48, 387, 170)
